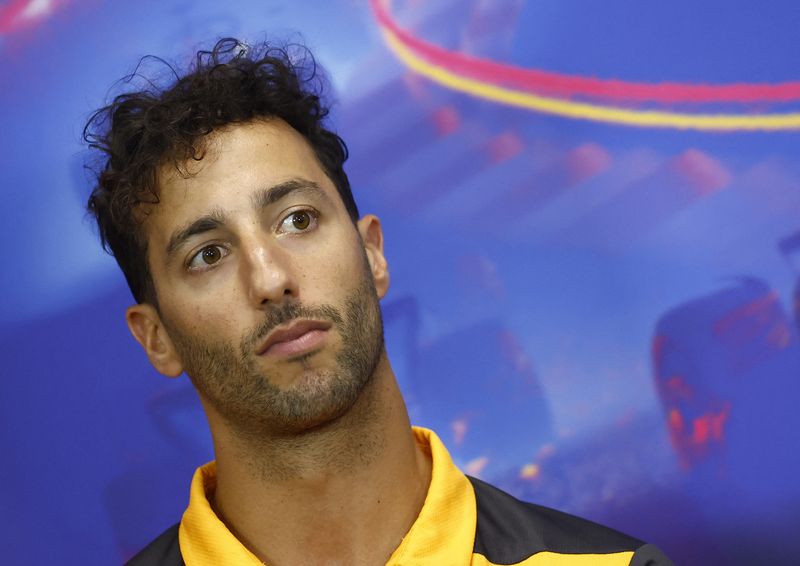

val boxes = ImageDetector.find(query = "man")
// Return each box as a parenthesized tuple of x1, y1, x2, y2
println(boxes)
(85, 38, 672, 565)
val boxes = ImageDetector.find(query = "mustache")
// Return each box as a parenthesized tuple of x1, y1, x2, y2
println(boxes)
(241, 302, 344, 353)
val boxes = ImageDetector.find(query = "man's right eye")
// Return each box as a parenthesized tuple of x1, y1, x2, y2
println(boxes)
(187, 245, 229, 271)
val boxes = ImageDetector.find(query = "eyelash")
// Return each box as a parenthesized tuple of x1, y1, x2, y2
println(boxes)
(186, 243, 229, 272)
(184, 208, 320, 273)
(278, 207, 320, 234)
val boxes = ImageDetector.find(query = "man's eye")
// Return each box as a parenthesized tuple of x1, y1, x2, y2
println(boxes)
(280, 209, 317, 233)
(187, 245, 228, 270)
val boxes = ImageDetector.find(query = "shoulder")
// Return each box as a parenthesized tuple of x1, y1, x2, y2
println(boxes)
(468, 477, 673, 565)
(124, 523, 184, 566)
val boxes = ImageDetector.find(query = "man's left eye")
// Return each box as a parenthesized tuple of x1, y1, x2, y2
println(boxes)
(280, 210, 318, 233)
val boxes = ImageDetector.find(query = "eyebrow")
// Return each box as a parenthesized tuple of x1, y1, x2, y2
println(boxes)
(249, 178, 331, 209)
(165, 208, 227, 259)
(164, 178, 331, 260)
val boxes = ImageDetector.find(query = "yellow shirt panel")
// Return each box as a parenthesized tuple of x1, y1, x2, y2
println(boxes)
(178, 427, 474, 565)
(472, 550, 636, 566)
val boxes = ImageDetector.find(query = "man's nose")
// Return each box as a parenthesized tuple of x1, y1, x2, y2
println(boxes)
(242, 240, 297, 307)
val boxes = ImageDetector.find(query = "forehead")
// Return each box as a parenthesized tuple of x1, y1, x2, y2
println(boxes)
(152, 119, 334, 216)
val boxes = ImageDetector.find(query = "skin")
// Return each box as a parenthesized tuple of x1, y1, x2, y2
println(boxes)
(124, 119, 432, 565)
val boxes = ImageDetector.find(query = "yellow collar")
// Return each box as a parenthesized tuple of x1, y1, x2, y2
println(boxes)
(178, 427, 476, 565)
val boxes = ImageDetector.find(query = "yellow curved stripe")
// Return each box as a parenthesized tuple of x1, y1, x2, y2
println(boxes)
(382, 30, 800, 131)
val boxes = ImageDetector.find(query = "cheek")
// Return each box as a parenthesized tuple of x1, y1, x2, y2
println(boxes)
(295, 267, 364, 315)
(309, 239, 369, 290)
(161, 292, 241, 344)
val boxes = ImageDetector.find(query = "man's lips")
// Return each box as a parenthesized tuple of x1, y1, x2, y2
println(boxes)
(257, 320, 332, 358)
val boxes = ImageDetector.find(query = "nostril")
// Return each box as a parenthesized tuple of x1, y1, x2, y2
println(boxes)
(283, 288, 291, 295)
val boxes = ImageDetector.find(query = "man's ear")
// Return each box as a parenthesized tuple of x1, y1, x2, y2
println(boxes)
(357, 214, 390, 299)
(125, 303, 184, 377)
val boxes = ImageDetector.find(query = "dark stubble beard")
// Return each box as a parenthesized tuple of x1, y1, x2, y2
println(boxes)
(163, 268, 385, 438)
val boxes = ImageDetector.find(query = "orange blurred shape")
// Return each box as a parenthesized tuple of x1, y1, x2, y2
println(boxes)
(691, 405, 731, 446)
(402, 71, 430, 101)
(671, 149, 731, 196)
(465, 456, 489, 476)
(767, 322, 792, 349)
(652, 334, 667, 367)
(537, 443, 556, 460)
(451, 418, 468, 446)
(498, 330, 534, 373)
(566, 143, 612, 184)
(431, 105, 461, 136)
(665, 375, 694, 399)
(519, 463, 540, 480)
(668, 408, 685, 438)
(667, 408, 691, 469)
(486, 131, 524, 164)
(713, 292, 778, 338)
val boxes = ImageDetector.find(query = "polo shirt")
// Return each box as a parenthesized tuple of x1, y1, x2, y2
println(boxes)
(127, 427, 672, 565)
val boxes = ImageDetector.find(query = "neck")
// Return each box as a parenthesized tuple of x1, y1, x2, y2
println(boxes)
(203, 356, 432, 565)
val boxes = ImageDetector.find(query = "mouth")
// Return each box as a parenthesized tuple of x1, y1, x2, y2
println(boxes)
(257, 319, 332, 359)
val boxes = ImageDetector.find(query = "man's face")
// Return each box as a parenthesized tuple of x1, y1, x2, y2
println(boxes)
(132, 119, 388, 435)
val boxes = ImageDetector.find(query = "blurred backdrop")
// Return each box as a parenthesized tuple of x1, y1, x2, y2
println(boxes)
(2, 0, 800, 564)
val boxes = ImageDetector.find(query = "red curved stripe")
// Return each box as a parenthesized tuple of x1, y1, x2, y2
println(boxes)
(0, 0, 30, 33)
(372, 0, 800, 104)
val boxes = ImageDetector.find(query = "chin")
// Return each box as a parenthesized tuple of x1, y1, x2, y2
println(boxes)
(224, 367, 371, 437)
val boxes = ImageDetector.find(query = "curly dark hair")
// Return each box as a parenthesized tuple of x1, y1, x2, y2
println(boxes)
(84, 38, 357, 305)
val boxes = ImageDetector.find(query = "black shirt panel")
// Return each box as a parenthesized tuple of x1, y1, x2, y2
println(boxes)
(629, 543, 676, 566)
(125, 523, 184, 566)
(469, 476, 645, 564)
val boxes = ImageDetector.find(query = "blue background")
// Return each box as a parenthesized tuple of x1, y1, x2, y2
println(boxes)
(2, 1, 800, 563)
